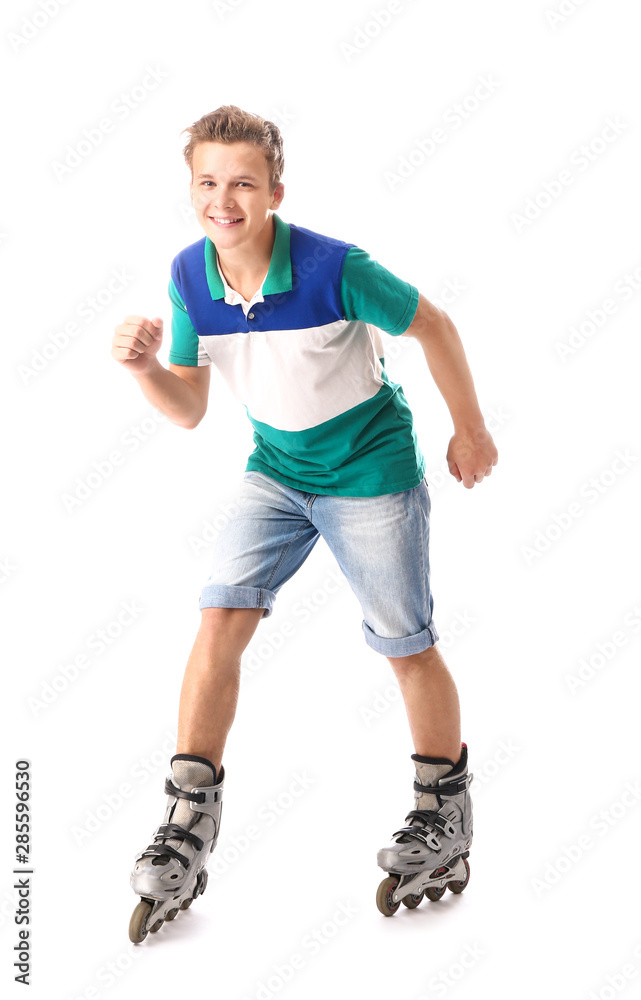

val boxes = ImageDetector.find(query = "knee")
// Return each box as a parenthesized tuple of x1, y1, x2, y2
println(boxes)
(387, 643, 441, 672)
(198, 606, 264, 646)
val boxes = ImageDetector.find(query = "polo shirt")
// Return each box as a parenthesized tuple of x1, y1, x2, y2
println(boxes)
(168, 212, 425, 496)
(214, 253, 266, 318)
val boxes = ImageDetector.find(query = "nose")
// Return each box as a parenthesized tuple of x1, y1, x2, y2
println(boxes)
(213, 183, 235, 209)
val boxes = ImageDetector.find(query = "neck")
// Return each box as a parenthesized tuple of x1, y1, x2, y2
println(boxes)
(216, 213, 275, 288)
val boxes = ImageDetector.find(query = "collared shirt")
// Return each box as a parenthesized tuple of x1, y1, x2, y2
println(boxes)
(168, 212, 425, 497)
(215, 253, 266, 317)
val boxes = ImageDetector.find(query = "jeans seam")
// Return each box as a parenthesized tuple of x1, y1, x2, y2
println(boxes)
(418, 486, 428, 618)
(264, 521, 311, 590)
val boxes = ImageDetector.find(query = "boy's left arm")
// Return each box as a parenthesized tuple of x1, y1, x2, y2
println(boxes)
(403, 293, 498, 489)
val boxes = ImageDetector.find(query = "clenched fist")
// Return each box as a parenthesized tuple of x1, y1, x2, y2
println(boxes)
(447, 425, 498, 489)
(112, 315, 164, 376)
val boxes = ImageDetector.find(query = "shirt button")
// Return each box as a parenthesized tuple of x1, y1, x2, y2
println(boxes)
(248, 312, 255, 319)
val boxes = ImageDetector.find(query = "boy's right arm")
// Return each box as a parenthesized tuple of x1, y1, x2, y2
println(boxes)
(111, 314, 210, 429)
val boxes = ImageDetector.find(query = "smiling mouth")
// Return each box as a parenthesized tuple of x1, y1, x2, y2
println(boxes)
(210, 217, 244, 226)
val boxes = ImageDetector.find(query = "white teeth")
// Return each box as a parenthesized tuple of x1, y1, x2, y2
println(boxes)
(213, 217, 241, 224)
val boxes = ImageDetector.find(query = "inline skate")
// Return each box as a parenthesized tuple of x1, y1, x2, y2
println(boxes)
(129, 753, 224, 942)
(376, 742, 473, 916)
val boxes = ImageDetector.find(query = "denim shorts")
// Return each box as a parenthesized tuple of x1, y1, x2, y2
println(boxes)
(199, 471, 439, 657)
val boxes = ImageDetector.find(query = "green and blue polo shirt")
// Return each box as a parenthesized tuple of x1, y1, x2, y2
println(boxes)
(168, 211, 426, 497)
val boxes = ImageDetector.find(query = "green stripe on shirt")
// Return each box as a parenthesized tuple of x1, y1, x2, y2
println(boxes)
(341, 246, 419, 335)
(168, 277, 199, 366)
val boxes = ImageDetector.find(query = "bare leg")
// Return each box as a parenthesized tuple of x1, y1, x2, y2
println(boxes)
(387, 643, 462, 765)
(176, 607, 265, 774)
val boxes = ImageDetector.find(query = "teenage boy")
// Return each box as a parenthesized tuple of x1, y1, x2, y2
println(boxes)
(112, 105, 498, 939)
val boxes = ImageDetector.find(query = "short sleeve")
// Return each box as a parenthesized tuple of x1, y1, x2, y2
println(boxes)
(167, 276, 212, 367)
(340, 247, 419, 336)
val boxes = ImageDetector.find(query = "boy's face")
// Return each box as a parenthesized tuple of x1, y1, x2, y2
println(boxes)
(190, 140, 284, 250)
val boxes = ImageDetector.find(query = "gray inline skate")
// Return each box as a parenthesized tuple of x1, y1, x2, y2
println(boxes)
(129, 753, 224, 942)
(376, 742, 473, 916)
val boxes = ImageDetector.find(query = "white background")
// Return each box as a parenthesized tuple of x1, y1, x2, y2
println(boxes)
(2, 0, 641, 997)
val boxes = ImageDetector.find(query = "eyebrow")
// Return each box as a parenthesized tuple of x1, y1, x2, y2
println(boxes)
(196, 173, 258, 181)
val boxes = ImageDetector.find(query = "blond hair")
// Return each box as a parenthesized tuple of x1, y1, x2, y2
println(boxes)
(181, 105, 284, 191)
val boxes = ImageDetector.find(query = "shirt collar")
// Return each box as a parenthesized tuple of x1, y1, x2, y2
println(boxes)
(203, 211, 292, 301)
(215, 255, 264, 309)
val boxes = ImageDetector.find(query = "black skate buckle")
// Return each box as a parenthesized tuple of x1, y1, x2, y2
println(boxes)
(164, 778, 221, 806)
(400, 810, 456, 842)
(138, 842, 190, 869)
(413, 774, 468, 796)
(190, 787, 221, 806)
(157, 823, 204, 853)
(165, 777, 204, 802)
(431, 814, 457, 837)
(186, 787, 222, 820)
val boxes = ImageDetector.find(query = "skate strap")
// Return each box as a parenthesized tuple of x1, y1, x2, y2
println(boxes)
(156, 823, 204, 853)
(136, 823, 204, 870)
(137, 843, 190, 869)
(164, 777, 221, 805)
(413, 773, 469, 796)
(393, 810, 457, 846)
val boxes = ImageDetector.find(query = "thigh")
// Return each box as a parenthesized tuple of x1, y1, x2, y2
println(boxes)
(205, 471, 321, 593)
(310, 478, 437, 644)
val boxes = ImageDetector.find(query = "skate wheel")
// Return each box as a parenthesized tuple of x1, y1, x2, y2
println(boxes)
(149, 919, 164, 933)
(424, 885, 446, 902)
(402, 892, 424, 909)
(180, 897, 193, 910)
(165, 908, 179, 921)
(196, 868, 208, 898)
(129, 899, 154, 943)
(447, 857, 470, 894)
(376, 875, 401, 916)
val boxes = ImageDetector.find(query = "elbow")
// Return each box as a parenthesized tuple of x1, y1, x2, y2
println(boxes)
(404, 293, 446, 341)
(181, 408, 206, 430)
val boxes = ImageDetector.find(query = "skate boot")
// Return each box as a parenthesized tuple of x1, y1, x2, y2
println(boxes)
(128, 753, 224, 942)
(376, 742, 473, 916)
